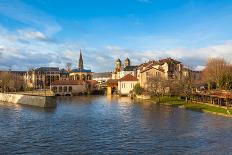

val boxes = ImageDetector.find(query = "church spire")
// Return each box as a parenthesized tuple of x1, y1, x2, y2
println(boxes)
(78, 49, 84, 70)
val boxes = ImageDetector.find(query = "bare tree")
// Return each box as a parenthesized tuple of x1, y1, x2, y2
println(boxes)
(66, 63, 72, 73)
(203, 58, 230, 89)
(0, 71, 11, 92)
(147, 76, 163, 102)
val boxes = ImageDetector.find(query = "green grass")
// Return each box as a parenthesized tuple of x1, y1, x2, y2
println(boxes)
(151, 96, 232, 116)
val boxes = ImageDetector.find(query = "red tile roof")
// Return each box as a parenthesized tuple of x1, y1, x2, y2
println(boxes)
(118, 74, 138, 81)
(51, 80, 86, 85)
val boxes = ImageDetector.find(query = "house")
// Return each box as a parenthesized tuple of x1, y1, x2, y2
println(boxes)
(137, 58, 183, 88)
(118, 74, 138, 95)
(51, 80, 87, 96)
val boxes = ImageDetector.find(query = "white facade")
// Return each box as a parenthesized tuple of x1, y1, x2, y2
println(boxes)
(118, 81, 138, 95)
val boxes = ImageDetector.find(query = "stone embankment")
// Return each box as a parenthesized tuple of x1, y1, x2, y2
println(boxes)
(0, 93, 56, 108)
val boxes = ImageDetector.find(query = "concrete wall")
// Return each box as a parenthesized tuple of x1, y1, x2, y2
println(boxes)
(0, 93, 56, 108)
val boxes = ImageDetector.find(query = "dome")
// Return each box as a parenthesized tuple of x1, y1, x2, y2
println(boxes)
(116, 58, 121, 62)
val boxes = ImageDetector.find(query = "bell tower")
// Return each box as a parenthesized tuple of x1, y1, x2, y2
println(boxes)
(78, 49, 84, 70)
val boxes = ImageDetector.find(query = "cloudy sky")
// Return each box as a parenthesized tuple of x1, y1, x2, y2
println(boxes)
(0, 0, 232, 72)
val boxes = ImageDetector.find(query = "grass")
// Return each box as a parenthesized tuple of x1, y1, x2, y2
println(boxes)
(151, 96, 232, 116)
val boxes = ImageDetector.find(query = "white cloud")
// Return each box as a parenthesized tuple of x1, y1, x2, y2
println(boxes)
(0, 0, 61, 36)
(17, 29, 48, 41)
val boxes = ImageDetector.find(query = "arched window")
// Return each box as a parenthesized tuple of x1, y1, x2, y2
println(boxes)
(82, 74, 86, 80)
(75, 74, 80, 80)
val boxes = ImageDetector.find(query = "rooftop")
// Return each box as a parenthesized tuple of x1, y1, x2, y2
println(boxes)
(51, 80, 86, 85)
(118, 74, 138, 82)
(93, 72, 112, 78)
(123, 66, 138, 71)
(71, 69, 92, 73)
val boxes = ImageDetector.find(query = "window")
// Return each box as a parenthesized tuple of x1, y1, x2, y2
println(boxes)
(52, 86, 57, 93)
(59, 86, 62, 92)
(68, 86, 72, 92)
(64, 86, 67, 92)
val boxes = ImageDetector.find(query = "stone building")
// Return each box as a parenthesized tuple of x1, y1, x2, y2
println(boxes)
(138, 58, 201, 89)
(51, 80, 87, 96)
(69, 50, 93, 81)
(138, 58, 183, 88)
(25, 67, 60, 89)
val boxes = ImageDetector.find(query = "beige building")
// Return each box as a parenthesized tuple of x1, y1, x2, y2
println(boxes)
(138, 58, 202, 89)
(51, 80, 87, 96)
(138, 58, 182, 88)
(25, 67, 60, 89)
(118, 74, 138, 95)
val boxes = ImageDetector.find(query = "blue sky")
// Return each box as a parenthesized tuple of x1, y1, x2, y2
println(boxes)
(0, 0, 232, 72)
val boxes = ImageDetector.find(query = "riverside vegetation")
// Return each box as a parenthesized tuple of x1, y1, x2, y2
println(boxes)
(150, 96, 232, 116)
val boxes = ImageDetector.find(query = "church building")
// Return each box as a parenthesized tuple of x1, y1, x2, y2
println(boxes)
(69, 50, 93, 81)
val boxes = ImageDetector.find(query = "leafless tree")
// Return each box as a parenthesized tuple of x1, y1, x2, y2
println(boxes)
(66, 63, 72, 72)
(203, 58, 231, 89)
(0, 71, 11, 92)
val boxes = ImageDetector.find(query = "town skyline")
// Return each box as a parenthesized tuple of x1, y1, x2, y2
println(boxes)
(1, 0, 232, 72)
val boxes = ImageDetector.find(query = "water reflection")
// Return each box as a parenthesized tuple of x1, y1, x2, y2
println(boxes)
(1, 96, 232, 154)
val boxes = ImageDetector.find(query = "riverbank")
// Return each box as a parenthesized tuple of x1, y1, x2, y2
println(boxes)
(148, 96, 232, 118)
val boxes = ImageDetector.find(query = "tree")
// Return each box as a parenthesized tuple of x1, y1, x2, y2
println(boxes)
(147, 76, 163, 102)
(219, 73, 232, 90)
(66, 63, 72, 72)
(180, 71, 195, 102)
(133, 83, 144, 95)
(203, 58, 231, 89)
(0, 71, 11, 92)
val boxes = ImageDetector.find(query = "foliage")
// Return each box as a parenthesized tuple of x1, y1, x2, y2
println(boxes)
(219, 73, 232, 90)
(133, 83, 144, 95)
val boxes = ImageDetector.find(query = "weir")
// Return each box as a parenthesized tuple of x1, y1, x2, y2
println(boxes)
(0, 93, 57, 108)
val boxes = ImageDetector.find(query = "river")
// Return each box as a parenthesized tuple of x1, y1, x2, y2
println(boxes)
(0, 96, 232, 154)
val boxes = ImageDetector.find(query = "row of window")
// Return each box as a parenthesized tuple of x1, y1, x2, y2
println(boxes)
(52, 86, 72, 93)
(121, 83, 135, 89)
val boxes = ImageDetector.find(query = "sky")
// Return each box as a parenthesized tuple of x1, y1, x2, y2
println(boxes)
(0, 0, 232, 72)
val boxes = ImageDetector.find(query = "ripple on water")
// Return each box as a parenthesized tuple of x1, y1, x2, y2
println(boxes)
(1, 96, 232, 154)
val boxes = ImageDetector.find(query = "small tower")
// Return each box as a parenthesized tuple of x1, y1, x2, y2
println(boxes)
(125, 58, 130, 67)
(78, 49, 84, 70)
(115, 58, 122, 70)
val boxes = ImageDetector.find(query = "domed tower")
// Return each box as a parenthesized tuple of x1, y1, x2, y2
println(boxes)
(115, 58, 122, 70)
(125, 58, 130, 67)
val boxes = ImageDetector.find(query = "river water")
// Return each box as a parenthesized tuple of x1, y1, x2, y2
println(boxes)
(0, 96, 232, 154)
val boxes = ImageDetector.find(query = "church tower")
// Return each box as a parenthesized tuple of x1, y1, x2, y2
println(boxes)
(115, 58, 122, 70)
(125, 58, 130, 67)
(78, 49, 84, 70)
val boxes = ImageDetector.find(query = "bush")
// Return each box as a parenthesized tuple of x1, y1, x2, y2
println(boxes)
(133, 83, 144, 95)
